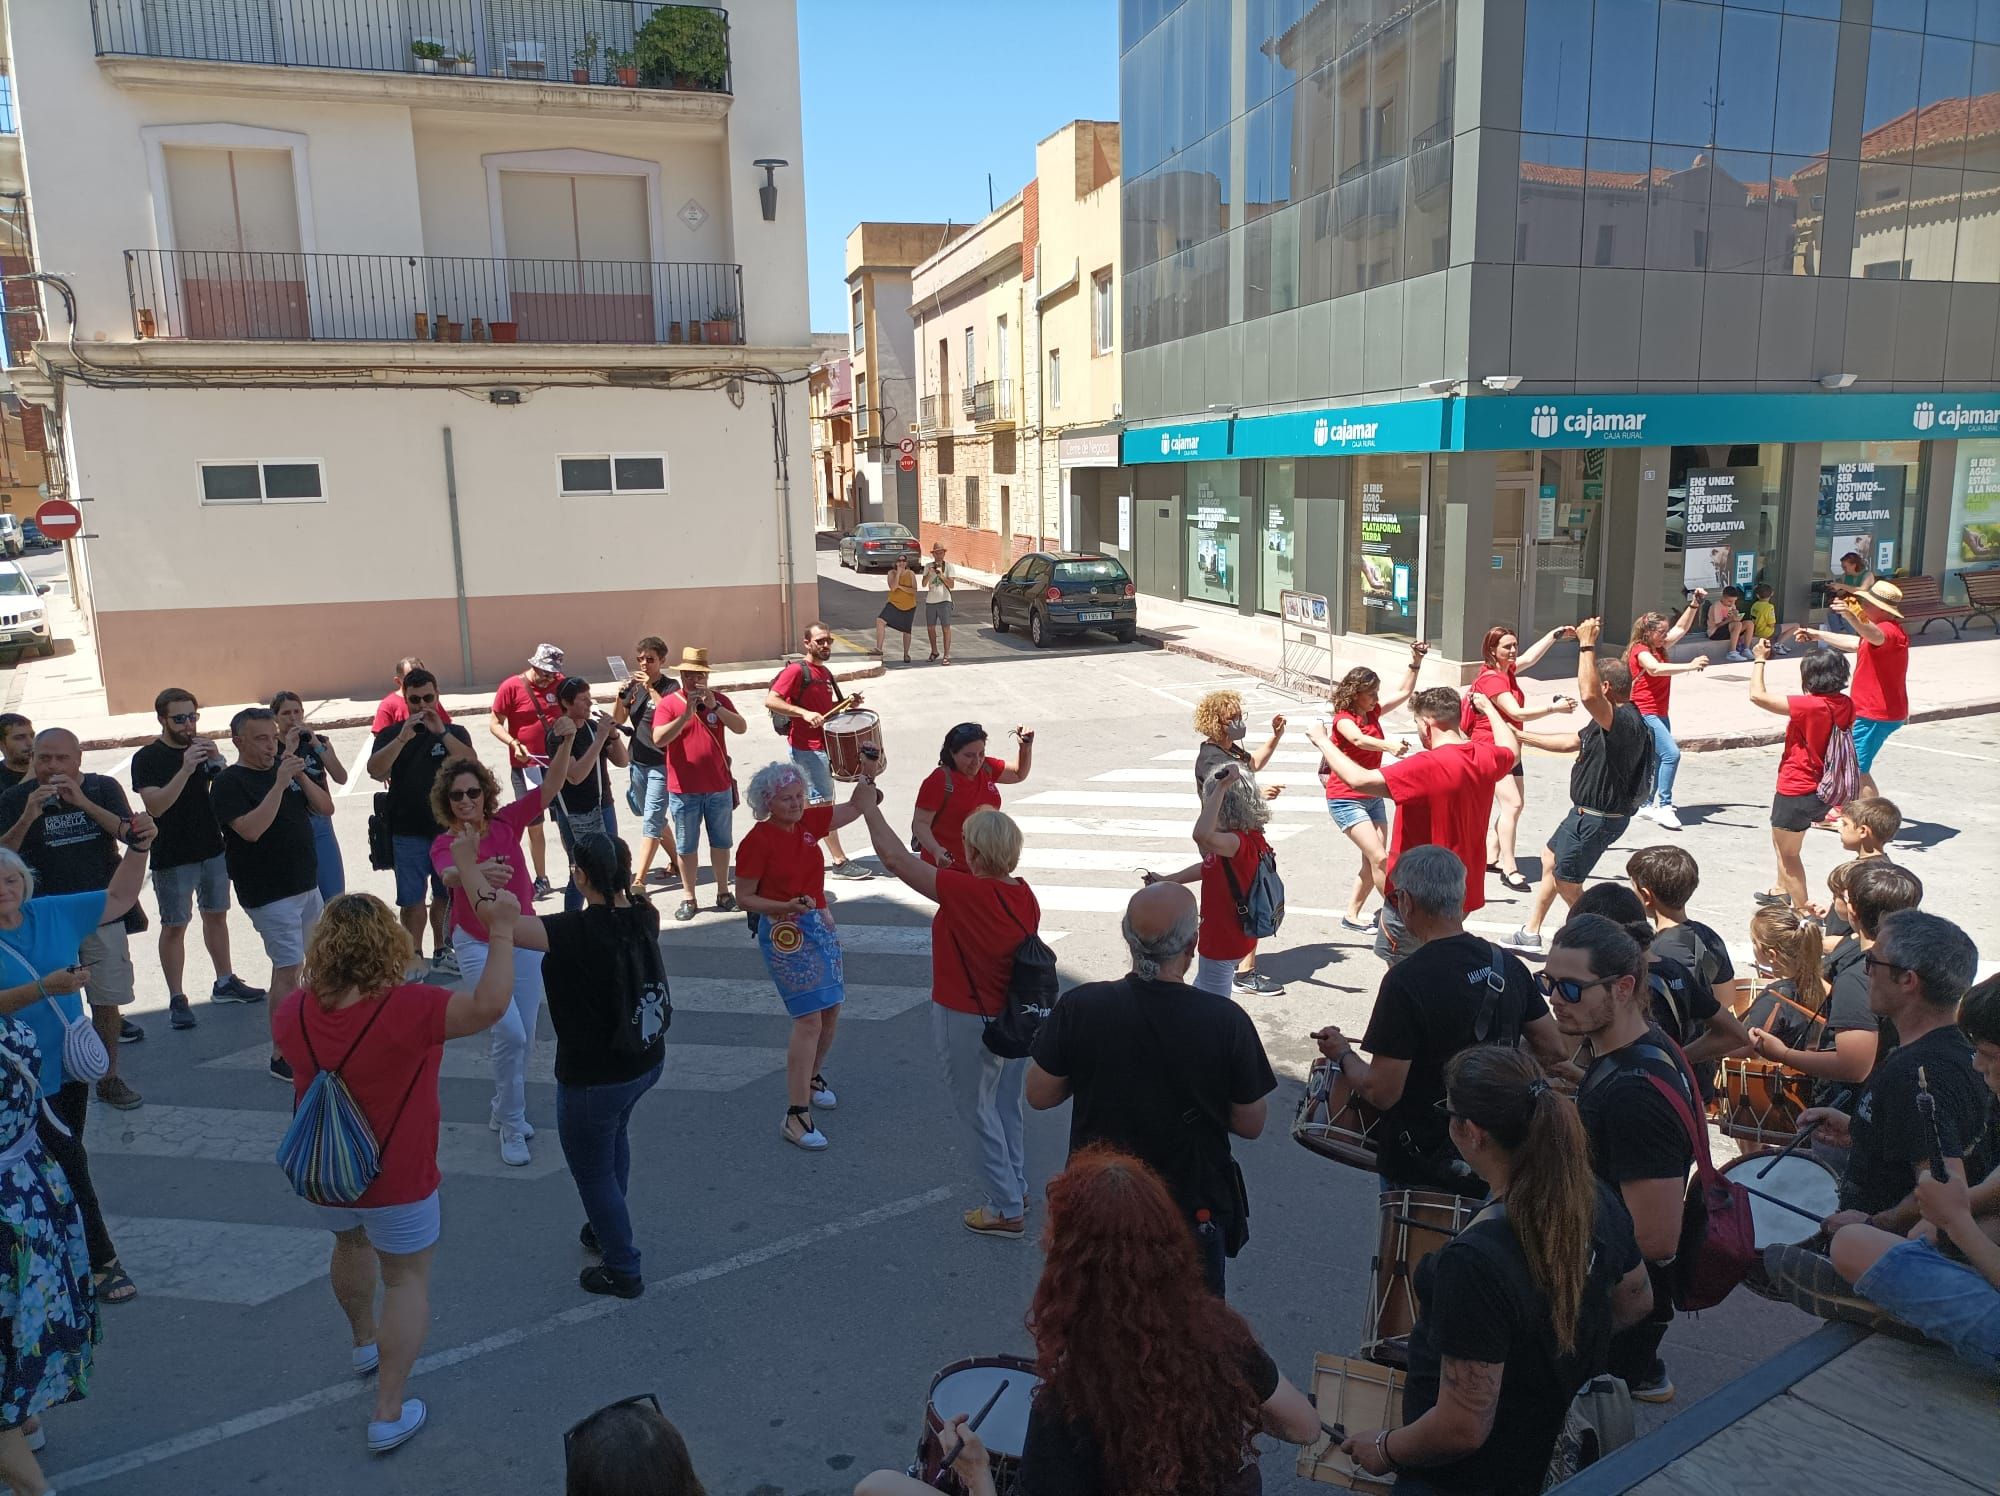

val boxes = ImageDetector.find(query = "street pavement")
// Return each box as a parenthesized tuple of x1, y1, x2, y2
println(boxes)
(24, 555, 1999, 1494)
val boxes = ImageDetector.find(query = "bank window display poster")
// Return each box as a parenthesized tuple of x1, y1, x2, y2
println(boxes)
(1682, 467, 1761, 593)
(1950, 446, 2000, 567)
(1818, 462, 1907, 579)
(1351, 462, 1421, 637)
(1187, 476, 1240, 607)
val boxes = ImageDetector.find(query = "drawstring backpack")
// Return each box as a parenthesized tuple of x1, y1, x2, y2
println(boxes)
(276, 994, 423, 1206)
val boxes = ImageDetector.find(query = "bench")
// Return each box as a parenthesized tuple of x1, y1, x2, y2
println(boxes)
(1893, 573, 1973, 638)
(1956, 567, 2000, 635)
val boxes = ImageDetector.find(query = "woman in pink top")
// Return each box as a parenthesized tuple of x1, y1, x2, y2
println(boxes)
(1466, 625, 1578, 891)
(1625, 596, 1710, 832)
(427, 725, 574, 1168)
(1307, 649, 1423, 930)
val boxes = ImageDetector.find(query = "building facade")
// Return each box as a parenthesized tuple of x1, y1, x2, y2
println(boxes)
(845, 222, 963, 534)
(3, 0, 815, 711)
(912, 120, 1125, 575)
(1119, 0, 2000, 671)
(807, 341, 854, 531)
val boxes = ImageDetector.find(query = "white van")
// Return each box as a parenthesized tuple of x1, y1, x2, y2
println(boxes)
(0, 516, 19, 558)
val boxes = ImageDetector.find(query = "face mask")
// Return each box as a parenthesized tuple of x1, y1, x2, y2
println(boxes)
(1224, 717, 1247, 743)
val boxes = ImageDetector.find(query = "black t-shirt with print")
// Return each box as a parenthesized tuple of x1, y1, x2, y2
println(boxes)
(1032, 974, 1276, 1247)
(1651, 920, 1734, 992)
(130, 738, 226, 870)
(1644, 953, 1719, 1047)
(1360, 934, 1548, 1189)
(1401, 1182, 1642, 1496)
(0, 774, 131, 895)
(1840, 1024, 1986, 1216)
(620, 675, 678, 769)
(1578, 1028, 1696, 1188)
(538, 903, 667, 1087)
(556, 720, 609, 816)
(1014, 1341, 1279, 1496)
(210, 763, 317, 908)
(373, 722, 473, 838)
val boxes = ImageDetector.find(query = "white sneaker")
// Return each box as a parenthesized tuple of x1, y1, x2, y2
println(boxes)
(499, 1131, 531, 1167)
(352, 1342, 380, 1376)
(1652, 806, 1684, 831)
(367, 1398, 428, 1454)
(489, 1108, 534, 1139)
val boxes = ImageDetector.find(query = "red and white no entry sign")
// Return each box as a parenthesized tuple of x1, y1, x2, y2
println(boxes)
(33, 498, 83, 542)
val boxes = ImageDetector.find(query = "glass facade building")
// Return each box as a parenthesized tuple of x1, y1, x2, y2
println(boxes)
(1118, 0, 2000, 667)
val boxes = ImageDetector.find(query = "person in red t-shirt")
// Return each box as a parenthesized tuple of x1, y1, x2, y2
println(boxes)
(652, 646, 747, 923)
(1748, 638, 1856, 909)
(1142, 762, 1278, 998)
(1626, 598, 1710, 831)
(1308, 648, 1425, 930)
(1465, 625, 1579, 892)
(487, 643, 567, 896)
(737, 759, 871, 1152)
(275, 888, 522, 1455)
(913, 722, 1035, 870)
(855, 791, 1041, 1235)
(370, 656, 454, 735)
(763, 623, 869, 881)
(1792, 580, 1910, 800)
(1315, 689, 1518, 966)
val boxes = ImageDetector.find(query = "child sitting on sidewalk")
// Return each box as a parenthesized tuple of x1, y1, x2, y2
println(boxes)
(1708, 586, 1755, 658)
(1728, 582, 1788, 662)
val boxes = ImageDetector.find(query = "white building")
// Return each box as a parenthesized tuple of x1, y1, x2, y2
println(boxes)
(1, 0, 814, 712)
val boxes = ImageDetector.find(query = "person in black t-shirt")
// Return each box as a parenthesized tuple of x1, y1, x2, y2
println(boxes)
(366, 668, 475, 976)
(618, 635, 679, 890)
(1341, 1046, 1650, 1495)
(551, 677, 629, 914)
(1028, 881, 1276, 1294)
(1312, 846, 1572, 1195)
(1625, 844, 1735, 995)
(132, 687, 265, 1031)
(1545, 912, 1695, 1405)
(1570, 884, 1747, 1079)
(0, 712, 32, 789)
(1801, 910, 1986, 1228)
(212, 707, 332, 1082)
(855, 1148, 1320, 1496)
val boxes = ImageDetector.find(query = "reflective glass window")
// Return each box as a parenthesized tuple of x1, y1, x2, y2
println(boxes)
(1707, 150, 1772, 272)
(1982, 0, 2000, 43)
(1300, 64, 1337, 198)
(1242, 221, 1270, 322)
(1246, 0, 1277, 108)
(1203, 0, 1233, 141)
(1773, 17, 1839, 157)
(1715, 6, 1781, 151)
(1917, 35, 1975, 170)
(1853, 162, 1912, 279)
(1349, 454, 1426, 639)
(1583, 138, 1653, 268)
(1272, 84, 1299, 211)
(1300, 190, 1337, 303)
(1931, 0, 1979, 37)
(1409, 0, 1456, 151)
(1872, 0, 1928, 32)
(1960, 171, 2000, 280)
(1770, 155, 1818, 274)
(1522, 0, 1592, 136)
(1246, 100, 1277, 212)
(1906, 166, 1963, 280)
(1405, 135, 1452, 278)
(1590, 0, 1661, 141)
(1369, 12, 1410, 163)
(1648, 144, 1712, 269)
(1270, 203, 1302, 312)
(1653, 1, 1724, 147)
(1863, 25, 1924, 163)
(1361, 157, 1407, 287)
(1518, 134, 1587, 265)
(1782, 0, 1838, 16)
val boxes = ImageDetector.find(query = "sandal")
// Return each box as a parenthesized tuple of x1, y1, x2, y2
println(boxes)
(783, 1105, 827, 1151)
(674, 900, 698, 922)
(714, 893, 738, 913)
(94, 1262, 138, 1304)
(1498, 869, 1531, 892)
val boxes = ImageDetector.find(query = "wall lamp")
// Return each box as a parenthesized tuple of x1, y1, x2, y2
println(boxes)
(1819, 372, 1857, 390)
(753, 158, 789, 222)
(1480, 374, 1523, 392)
(1420, 377, 1461, 396)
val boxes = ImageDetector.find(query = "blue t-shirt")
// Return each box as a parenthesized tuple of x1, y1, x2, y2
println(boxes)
(0, 892, 110, 1095)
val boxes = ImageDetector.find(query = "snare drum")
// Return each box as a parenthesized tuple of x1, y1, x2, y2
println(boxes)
(823, 709, 887, 782)
(912, 1355, 1041, 1496)
(1363, 1190, 1480, 1367)
(1296, 1354, 1405, 1492)
(1292, 1057, 1382, 1172)
(1719, 1151, 1839, 1300)
(1716, 1057, 1809, 1149)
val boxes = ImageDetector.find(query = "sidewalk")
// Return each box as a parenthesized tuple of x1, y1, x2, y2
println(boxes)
(2, 591, 883, 750)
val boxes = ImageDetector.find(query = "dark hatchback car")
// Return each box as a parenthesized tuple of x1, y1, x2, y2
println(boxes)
(837, 522, 922, 572)
(991, 552, 1138, 647)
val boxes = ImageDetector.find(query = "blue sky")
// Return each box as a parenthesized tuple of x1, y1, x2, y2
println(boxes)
(798, 0, 1119, 330)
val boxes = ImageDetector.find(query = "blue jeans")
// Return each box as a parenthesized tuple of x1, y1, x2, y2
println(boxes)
(628, 763, 668, 840)
(1855, 1237, 2000, 1374)
(310, 812, 345, 901)
(556, 1058, 664, 1277)
(790, 746, 834, 805)
(1643, 713, 1682, 807)
(555, 803, 618, 912)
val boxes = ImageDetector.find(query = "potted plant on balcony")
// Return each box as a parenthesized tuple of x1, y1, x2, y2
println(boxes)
(448, 48, 477, 75)
(706, 303, 737, 344)
(490, 320, 519, 343)
(571, 31, 600, 84)
(608, 47, 639, 87)
(633, 5, 730, 91)
(411, 38, 445, 73)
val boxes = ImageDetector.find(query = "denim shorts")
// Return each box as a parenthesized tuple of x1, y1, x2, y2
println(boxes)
(246, 888, 324, 968)
(630, 763, 669, 840)
(392, 834, 443, 910)
(1853, 715, 1903, 772)
(151, 853, 230, 926)
(1326, 796, 1387, 833)
(1854, 1237, 2000, 1373)
(668, 789, 735, 854)
(790, 746, 834, 805)
(318, 1189, 442, 1256)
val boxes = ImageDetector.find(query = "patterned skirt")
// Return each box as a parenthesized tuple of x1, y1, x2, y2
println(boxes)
(1, 1149, 98, 1428)
(756, 910, 845, 1018)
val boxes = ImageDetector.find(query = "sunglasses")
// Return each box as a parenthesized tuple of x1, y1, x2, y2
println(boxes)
(1534, 970, 1617, 1005)
(565, 1392, 661, 1463)
(447, 787, 484, 803)
(407, 694, 438, 707)
(1861, 954, 1910, 977)
(166, 711, 199, 725)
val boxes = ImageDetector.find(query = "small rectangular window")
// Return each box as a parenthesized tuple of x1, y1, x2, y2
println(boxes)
(1092, 269, 1114, 353)
(560, 454, 668, 496)
(1049, 349, 1062, 409)
(199, 460, 325, 505)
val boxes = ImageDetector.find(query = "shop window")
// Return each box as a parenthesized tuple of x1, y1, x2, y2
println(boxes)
(1259, 459, 1297, 617)
(1946, 439, 2000, 577)
(1185, 460, 1243, 609)
(1662, 444, 1784, 612)
(1816, 441, 1923, 601)
(1350, 453, 1426, 640)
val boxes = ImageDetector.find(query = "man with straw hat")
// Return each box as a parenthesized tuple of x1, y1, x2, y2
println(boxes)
(1793, 579, 1909, 800)
(654, 646, 747, 922)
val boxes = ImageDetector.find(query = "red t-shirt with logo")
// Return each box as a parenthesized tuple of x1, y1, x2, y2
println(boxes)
(277, 983, 451, 1208)
(771, 661, 838, 751)
(659, 690, 737, 795)
(1850, 619, 1909, 722)
(1198, 829, 1271, 961)
(1324, 710, 1384, 801)
(1381, 741, 1516, 913)
(1464, 667, 1524, 740)
(492, 674, 562, 764)
(1626, 645, 1671, 718)
(916, 757, 1006, 867)
(1777, 693, 1857, 796)
(930, 869, 1041, 1016)
(737, 803, 834, 909)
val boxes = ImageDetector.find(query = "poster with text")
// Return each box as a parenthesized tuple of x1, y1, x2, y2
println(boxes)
(1682, 467, 1758, 592)
(1953, 451, 2000, 563)
(1818, 463, 1907, 577)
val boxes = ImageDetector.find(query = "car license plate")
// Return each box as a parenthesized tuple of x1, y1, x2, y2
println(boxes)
(1078, 609, 1113, 622)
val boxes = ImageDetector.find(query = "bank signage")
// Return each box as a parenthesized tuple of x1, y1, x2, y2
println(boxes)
(1124, 419, 1231, 464)
(1057, 432, 1121, 468)
(1232, 399, 1449, 459)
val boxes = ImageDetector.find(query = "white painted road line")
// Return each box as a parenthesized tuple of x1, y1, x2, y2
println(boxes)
(665, 922, 1068, 954)
(1149, 747, 1336, 765)
(1019, 789, 1324, 813)
(48, 1183, 959, 1492)
(1007, 813, 1271, 839)
(1091, 767, 1336, 788)
(104, 1215, 333, 1306)
(668, 977, 930, 1021)
(204, 1038, 789, 1093)
(1017, 844, 1310, 871)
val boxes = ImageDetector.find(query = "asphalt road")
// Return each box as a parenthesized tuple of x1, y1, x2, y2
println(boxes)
(32, 556, 2000, 1494)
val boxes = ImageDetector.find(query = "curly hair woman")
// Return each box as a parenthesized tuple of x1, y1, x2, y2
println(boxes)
(1143, 763, 1278, 999)
(275, 889, 522, 1454)
(1315, 644, 1425, 929)
(854, 1148, 1318, 1496)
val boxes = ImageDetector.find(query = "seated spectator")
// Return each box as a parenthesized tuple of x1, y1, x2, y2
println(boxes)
(565, 1393, 708, 1496)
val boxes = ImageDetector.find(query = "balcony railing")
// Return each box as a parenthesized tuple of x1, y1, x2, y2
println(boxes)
(917, 393, 940, 429)
(125, 250, 744, 345)
(90, 1, 731, 94)
(970, 379, 1013, 425)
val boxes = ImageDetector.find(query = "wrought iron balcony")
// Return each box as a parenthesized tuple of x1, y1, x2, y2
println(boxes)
(125, 250, 744, 345)
(90, 0, 731, 94)
(918, 393, 941, 429)
(969, 378, 1013, 426)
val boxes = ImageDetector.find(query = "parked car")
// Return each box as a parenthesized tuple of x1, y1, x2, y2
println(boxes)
(0, 559, 53, 656)
(0, 516, 20, 558)
(18, 520, 48, 550)
(837, 522, 922, 573)
(990, 551, 1138, 647)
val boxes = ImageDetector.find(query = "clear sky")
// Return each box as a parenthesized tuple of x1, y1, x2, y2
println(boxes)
(798, 0, 1119, 331)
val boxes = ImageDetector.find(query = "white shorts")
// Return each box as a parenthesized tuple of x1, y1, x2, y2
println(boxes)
(318, 1190, 441, 1255)
(246, 888, 325, 968)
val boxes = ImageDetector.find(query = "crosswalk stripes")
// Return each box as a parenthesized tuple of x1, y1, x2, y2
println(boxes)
(201, 1035, 793, 1089)
(103, 1214, 333, 1306)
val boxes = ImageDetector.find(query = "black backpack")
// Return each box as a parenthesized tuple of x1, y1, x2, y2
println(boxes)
(605, 905, 672, 1057)
(951, 895, 1058, 1059)
(1614, 705, 1659, 816)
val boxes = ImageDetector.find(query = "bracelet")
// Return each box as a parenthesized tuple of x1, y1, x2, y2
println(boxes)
(1377, 1429, 1400, 1474)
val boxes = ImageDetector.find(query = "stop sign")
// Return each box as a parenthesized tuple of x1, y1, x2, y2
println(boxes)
(33, 498, 82, 542)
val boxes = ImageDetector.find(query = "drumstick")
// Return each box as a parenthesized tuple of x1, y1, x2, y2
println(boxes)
(1916, 1068, 1949, 1183)
(1734, 1180, 1829, 1225)
(1755, 1121, 1822, 1179)
(933, 1379, 1009, 1487)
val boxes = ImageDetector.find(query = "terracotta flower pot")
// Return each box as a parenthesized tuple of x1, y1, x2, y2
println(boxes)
(704, 319, 729, 343)
(667, 321, 682, 343)
(616, 66, 638, 86)
(443, 320, 461, 343)
(490, 321, 519, 343)
(572, 68, 590, 83)
(413, 312, 429, 339)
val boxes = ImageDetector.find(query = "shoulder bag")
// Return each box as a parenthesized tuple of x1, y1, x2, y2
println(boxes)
(947, 890, 1056, 1060)
(0, 931, 110, 1084)
(1128, 988, 1252, 1255)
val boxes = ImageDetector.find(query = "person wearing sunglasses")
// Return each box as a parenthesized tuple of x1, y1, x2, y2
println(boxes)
(367, 669, 477, 981)
(1545, 912, 1696, 1407)
(564, 1392, 708, 1495)
(1340, 1046, 1652, 1494)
